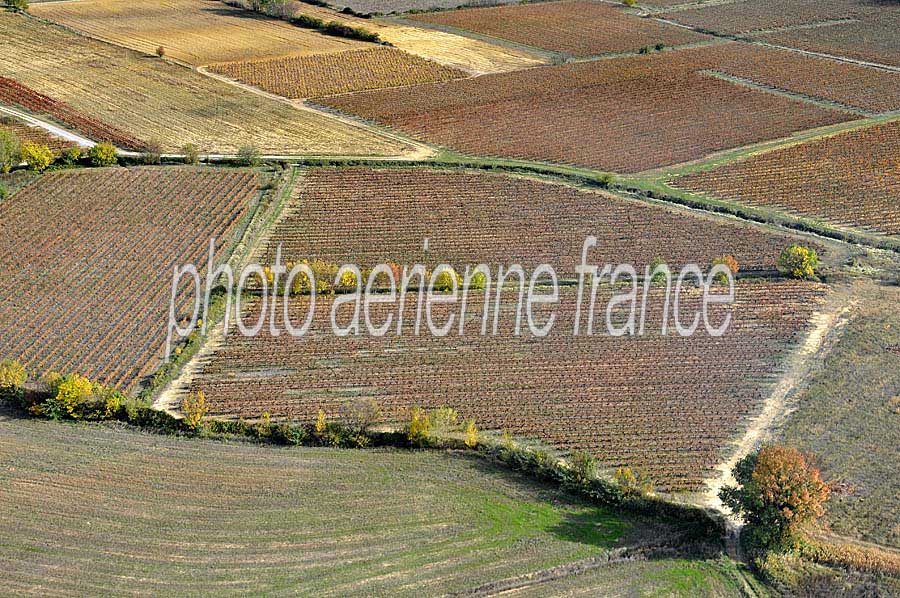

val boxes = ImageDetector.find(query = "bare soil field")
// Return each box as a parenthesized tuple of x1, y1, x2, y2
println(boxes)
(30, 0, 368, 66)
(190, 281, 827, 491)
(672, 120, 900, 237)
(0, 415, 701, 595)
(327, 0, 520, 14)
(210, 47, 466, 99)
(320, 44, 855, 172)
(410, 0, 710, 57)
(260, 167, 814, 273)
(0, 13, 412, 155)
(0, 166, 260, 392)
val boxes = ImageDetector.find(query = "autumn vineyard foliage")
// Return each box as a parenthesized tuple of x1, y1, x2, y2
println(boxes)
(0, 76, 150, 151)
(409, 0, 709, 57)
(0, 117, 75, 154)
(320, 44, 855, 172)
(258, 168, 818, 273)
(0, 167, 259, 392)
(190, 282, 827, 491)
(673, 120, 900, 236)
(209, 47, 466, 99)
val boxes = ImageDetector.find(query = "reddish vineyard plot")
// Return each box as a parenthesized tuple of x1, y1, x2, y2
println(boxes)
(672, 120, 900, 236)
(0, 117, 76, 153)
(705, 44, 900, 114)
(191, 282, 828, 491)
(659, 0, 864, 34)
(409, 0, 709, 57)
(320, 45, 853, 172)
(0, 76, 149, 151)
(758, 18, 900, 69)
(262, 167, 811, 273)
(0, 167, 259, 391)
(209, 47, 466, 99)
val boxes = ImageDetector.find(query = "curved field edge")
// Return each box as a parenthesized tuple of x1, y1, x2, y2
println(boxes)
(0, 415, 730, 596)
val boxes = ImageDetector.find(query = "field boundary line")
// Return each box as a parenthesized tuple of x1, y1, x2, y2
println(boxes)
(699, 70, 876, 116)
(153, 170, 306, 413)
(699, 287, 856, 514)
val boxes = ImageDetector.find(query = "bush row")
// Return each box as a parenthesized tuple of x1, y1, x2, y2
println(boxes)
(0, 360, 723, 539)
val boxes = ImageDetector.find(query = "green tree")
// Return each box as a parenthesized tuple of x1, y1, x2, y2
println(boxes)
(777, 245, 819, 280)
(182, 143, 200, 165)
(20, 142, 53, 172)
(88, 141, 118, 166)
(0, 129, 21, 174)
(0, 359, 27, 405)
(720, 445, 830, 552)
(237, 144, 261, 166)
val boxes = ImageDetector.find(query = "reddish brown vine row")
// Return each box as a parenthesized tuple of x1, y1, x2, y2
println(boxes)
(191, 282, 828, 491)
(673, 120, 900, 236)
(0, 76, 150, 151)
(0, 166, 259, 392)
(260, 167, 818, 274)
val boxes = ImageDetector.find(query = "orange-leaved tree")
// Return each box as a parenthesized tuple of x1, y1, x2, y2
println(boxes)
(720, 445, 830, 552)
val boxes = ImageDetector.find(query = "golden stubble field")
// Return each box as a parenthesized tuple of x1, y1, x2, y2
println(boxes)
(0, 13, 416, 156)
(30, 0, 367, 65)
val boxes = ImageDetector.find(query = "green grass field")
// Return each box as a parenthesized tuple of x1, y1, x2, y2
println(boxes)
(0, 415, 733, 596)
(779, 282, 900, 549)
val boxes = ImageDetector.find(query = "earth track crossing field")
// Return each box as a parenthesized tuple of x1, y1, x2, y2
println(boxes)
(409, 0, 710, 57)
(258, 167, 816, 273)
(189, 282, 827, 491)
(757, 16, 900, 68)
(209, 47, 467, 99)
(0, 416, 705, 595)
(0, 166, 260, 392)
(319, 44, 855, 172)
(0, 13, 412, 156)
(671, 120, 900, 237)
(29, 0, 368, 66)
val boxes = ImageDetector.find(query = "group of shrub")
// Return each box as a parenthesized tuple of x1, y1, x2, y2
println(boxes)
(262, 261, 487, 296)
(222, 0, 383, 44)
(0, 130, 119, 174)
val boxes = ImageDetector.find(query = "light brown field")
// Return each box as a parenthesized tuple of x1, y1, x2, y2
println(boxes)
(30, 0, 367, 65)
(286, 1, 547, 74)
(0, 13, 414, 156)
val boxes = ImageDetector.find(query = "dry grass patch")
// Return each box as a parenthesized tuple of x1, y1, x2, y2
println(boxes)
(210, 47, 466, 98)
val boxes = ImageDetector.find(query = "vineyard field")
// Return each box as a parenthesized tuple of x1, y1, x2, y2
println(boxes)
(0, 117, 76, 154)
(703, 44, 900, 114)
(210, 47, 466, 99)
(0, 416, 709, 595)
(190, 282, 828, 491)
(260, 167, 815, 273)
(320, 45, 854, 172)
(672, 120, 900, 236)
(0, 166, 260, 392)
(758, 18, 900, 69)
(659, 0, 867, 35)
(30, 0, 367, 66)
(409, 0, 709, 57)
(0, 13, 411, 156)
